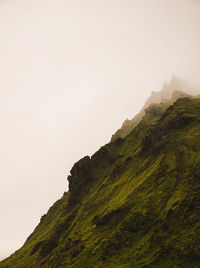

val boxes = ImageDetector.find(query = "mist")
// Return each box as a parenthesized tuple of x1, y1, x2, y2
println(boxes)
(1, 0, 200, 260)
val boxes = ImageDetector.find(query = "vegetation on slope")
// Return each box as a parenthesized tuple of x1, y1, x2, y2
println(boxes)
(1, 96, 200, 267)
(111, 75, 197, 142)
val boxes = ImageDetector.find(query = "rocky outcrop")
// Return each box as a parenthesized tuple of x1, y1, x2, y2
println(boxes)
(67, 156, 92, 207)
(67, 147, 119, 207)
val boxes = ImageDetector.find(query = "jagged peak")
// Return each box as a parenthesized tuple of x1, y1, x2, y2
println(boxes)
(143, 75, 199, 110)
(166, 75, 199, 96)
(111, 76, 200, 143)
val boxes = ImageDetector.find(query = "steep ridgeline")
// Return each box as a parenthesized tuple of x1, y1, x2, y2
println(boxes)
(111, 75, 199, 142)
(1, 94, 200, 267)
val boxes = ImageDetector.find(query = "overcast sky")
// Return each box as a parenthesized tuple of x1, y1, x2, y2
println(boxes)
(0, 0, 200, 261)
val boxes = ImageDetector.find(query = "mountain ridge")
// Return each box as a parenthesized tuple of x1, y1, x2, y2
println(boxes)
(1, 78, 200, 267)
(111, 75, 199, 142)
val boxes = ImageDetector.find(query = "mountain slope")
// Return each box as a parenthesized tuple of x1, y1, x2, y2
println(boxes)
(1, 96, 200, 267)
(111, 75, 199, 142)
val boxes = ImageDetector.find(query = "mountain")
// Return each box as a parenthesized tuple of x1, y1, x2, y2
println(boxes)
(111, 75, 199, 142)
(1, 78, 200, 267)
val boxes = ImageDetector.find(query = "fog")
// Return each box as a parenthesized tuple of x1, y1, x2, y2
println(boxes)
(0, 0, 200, 260)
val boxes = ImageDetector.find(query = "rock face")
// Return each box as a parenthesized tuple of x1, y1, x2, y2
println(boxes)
(67, 148, 119, 207)
(2, 81, 200, 268)
(67, 156, 92, 207)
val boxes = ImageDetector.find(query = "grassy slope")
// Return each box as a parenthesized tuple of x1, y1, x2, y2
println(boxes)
(110, 88, 192, 143)
(1, 97, 200, 267)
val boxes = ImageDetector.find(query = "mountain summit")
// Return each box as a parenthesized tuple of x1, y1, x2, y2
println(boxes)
(111, 75, 199, 142)
(1, 78, 200, 268)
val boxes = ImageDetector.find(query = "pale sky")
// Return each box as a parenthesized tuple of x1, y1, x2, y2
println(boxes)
(0, 0, 200, 260)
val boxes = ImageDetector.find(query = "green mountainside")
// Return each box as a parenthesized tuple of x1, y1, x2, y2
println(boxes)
(111, 75, 199, 142)
(1, 81, 200, 267)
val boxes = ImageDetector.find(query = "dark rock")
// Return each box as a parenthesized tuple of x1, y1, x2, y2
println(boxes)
(67, 156, 92, 207)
